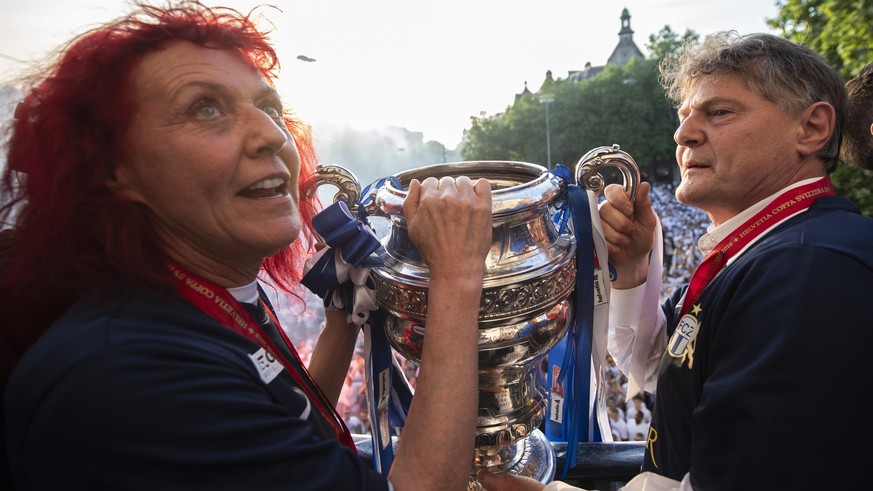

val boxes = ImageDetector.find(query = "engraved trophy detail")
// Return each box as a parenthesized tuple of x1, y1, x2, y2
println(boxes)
(313, 144, 639, 489)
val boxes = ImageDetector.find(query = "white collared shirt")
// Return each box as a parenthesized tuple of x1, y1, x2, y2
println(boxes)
(697, 177, 821, 263)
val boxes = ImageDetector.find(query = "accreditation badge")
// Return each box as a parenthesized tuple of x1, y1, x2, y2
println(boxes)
(668, 304, 702, 359)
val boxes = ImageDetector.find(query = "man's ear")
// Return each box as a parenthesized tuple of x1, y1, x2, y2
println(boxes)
(796, 101, 836, 158)
(868, 122, 873, 137)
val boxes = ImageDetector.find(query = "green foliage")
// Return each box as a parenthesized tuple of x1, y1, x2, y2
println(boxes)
(461, 58, 677, 179)
(831, 164, 873, 216)
(768, 0, 873, 215)
(463, 111, 518, 161)
(768, 0, 872, 79)
(461, 26, 694, 177)
(646, 26, 699, 62)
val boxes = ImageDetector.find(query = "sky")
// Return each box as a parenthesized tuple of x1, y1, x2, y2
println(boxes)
(0, 0, 780, 148)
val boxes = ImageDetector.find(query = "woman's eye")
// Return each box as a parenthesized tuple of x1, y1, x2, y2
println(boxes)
(263, 105, 282, 119)
(192, 100, 220, 119)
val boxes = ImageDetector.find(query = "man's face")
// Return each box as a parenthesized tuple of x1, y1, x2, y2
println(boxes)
(112, 41, 301, 280)
(673, 73, 811, 226)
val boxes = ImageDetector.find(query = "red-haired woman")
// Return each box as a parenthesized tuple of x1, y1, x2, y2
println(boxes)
(0, 2, 492, 490)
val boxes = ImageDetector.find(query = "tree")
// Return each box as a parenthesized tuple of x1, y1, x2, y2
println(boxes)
(647, 26, 699, 63)
(460, 25, 695, 183)
(463, 111, 518, 162)
(552, 59, 676, 177)
(461, 59, 677, 182)
(831, 165, 873, 215)
(768, 0, 872, 79)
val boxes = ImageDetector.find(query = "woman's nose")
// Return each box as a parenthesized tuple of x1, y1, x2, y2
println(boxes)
(245, 107, 288, 158)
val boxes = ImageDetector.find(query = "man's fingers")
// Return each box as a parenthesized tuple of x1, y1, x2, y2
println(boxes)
(599, 199, 634, 237)
(634, 182, 658, 228)
(600, 217, 631, 250)
(603, 183, 635, 217)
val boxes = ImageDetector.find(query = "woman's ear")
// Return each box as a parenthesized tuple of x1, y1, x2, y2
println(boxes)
(105, 163, 145, 203)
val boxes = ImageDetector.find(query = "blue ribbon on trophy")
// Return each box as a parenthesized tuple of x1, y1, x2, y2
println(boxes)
(301, 177, 413, 475)
(546, 164, 606, 478)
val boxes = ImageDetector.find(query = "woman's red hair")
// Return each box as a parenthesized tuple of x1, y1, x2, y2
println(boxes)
(0, 1, 319, 365)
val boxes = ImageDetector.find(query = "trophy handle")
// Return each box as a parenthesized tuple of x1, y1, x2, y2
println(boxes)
(574, 144, 640, 203)
(311, 163, 364, 211)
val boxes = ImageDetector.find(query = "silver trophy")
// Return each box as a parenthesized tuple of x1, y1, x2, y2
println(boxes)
(314, 145, 639, 489)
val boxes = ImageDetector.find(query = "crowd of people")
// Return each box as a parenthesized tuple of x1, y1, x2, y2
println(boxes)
(287, 323, 419, 437)
(650, 183, 711, 300)
(604, 354, 653, 442)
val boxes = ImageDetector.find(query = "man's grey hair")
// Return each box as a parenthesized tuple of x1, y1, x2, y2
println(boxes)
(659, 32, 847, 173)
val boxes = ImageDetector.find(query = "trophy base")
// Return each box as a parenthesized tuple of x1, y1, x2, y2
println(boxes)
(468, 428, 556, 490)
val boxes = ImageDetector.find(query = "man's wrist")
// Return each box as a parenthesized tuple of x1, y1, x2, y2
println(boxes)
(611, 258, 649, 289)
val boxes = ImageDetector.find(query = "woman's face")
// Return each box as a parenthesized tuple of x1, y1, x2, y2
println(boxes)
(112, 41, 301, 284)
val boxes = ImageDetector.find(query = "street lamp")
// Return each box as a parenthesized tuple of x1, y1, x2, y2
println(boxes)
(540, 96, 554, 170)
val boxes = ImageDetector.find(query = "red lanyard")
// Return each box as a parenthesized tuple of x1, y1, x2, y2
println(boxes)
(168, 263, 356, 451)
(678, 177, 835, 320)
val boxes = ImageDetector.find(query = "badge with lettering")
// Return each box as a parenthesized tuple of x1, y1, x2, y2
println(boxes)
(668, 303, 702, 362)
(593, 269, 607, 306)
(248, 347, 284, 384)
(549, 364, 564, 424)
(377, 368, 392, 449)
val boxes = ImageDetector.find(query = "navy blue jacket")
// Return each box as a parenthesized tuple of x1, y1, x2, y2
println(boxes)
(646, 196, 873, 489)
(4, 284, 389, 491)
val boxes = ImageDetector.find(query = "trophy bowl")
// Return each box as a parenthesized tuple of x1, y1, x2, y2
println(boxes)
(314, 145, 639, 489)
